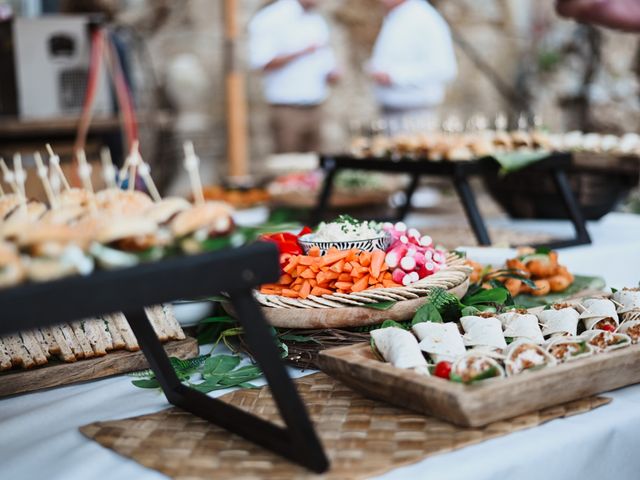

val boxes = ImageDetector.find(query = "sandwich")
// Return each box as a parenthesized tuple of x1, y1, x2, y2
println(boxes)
(170, 201, 235, 254)
(17, 222, 95, 282)
(90, 215, 163, 269)
(0, 241, 25, 288)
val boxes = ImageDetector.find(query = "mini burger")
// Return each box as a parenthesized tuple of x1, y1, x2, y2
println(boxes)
(95, 189, 154, 216)
(0, 194, 21, 220)
(0, 200, 48, 240)
(16, 223, 95, 282)
(90, 215, 164, 269)
(144, 197, 191, 225)
(58, 188, 94, 208)
(0, 241, 25, 288)
(169, 201, 235, 254)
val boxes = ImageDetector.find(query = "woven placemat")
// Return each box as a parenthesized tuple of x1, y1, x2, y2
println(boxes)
(81, 373, 610, 480)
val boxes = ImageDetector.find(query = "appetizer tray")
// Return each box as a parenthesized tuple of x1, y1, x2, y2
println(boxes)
(254, 253, 471, 329)
(318, 340, 638, 428)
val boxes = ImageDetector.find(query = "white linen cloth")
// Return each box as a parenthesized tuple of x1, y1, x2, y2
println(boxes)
(2, 212, 640, 480)
(248, 0, 336, 105)
(369, 0, 457, 109)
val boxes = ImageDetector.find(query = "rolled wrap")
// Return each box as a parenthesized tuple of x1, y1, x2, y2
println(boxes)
(617, 320, 640, 343)
(412, 322, 466, 363)
(498, 311, 544, 344)
(545, 336, 593, 363)
(451, 353, 505, 383)
(612, 289, 640, 314)
(505, 339, 556, 376)
(537, 307, 580, 336)
(370, 327, 429, 375)
(460, 315, 506, 350)
(579, 298, 619, 330)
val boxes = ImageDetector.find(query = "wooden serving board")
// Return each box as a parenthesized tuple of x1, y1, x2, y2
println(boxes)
(317, 341, 638, 427)
(0, 337, 199, 398)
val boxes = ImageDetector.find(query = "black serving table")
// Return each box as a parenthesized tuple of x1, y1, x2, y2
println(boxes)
(312, 153, 591, 249)
(0, 241, 329, 473)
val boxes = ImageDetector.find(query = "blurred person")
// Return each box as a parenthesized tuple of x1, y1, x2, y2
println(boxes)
(249, 0, 340, 153)
(369, 0, 457, 133)
(556, 0, 640, 31)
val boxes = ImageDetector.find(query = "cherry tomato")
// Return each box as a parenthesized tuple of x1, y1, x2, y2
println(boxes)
(434, 361, 452, 380)
(599, 324, 616, 332)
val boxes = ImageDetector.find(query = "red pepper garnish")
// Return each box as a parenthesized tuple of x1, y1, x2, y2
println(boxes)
(260, 227, 312, 269)
(434, 361, 452, 380)
(599, 324, 616, 332)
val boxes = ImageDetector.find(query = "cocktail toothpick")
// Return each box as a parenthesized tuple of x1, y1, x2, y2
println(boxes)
(13, 153, 27, 213)
(76, 149, 94, 193)
(0, 158, 19, 195)
(100, 147, 117, 189)
(517, 113, 528, 131)
(128, 140, 140, 192)
(34, 151, 58, 208)
(183, 141, 204, 205)
(0, 180, 4, 197)
(495, 112, 508, 132)
(46, 144, 71, 191)
(137, 161, 162, 202)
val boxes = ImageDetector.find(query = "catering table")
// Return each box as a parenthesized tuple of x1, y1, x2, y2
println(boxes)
(2, 212, 640, 480)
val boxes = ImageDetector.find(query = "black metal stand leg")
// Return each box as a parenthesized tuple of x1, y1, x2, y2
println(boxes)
(125, 298, 329, 473)
(452, 174, 491, 246)
(546, 169, 592, 248)
(395, 172, 420, 222)
(311, 158, 337, 225)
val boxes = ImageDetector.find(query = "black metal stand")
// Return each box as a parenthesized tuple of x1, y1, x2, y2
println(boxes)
(0, 242, 329, 473)
(312, 153, 591, 249)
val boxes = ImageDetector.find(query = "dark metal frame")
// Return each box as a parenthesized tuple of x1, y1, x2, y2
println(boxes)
(0, 242, 329, 473)
(312, 153, 591, 249)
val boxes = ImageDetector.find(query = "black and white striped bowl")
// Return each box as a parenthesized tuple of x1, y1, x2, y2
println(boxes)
(298, 232, 391, 255)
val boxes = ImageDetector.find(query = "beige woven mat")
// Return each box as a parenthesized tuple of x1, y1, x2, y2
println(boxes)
(81, 373, 610, 480)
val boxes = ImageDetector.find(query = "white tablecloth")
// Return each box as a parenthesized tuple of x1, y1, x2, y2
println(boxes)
(2, 213, 640, 480)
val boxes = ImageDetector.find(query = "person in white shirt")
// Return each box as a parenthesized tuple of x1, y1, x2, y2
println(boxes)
(249, 0, 339, 153)
(369, 0, 457, 132)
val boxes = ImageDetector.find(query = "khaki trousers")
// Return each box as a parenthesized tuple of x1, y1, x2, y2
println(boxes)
(269, 104, 323, 153)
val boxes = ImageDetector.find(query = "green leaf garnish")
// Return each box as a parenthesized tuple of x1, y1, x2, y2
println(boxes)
(363, 301, 397, 310)
(412, 302, 443, 325)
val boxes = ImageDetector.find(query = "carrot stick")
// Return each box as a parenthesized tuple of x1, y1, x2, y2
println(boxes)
(359, 251, 372, 267)
(320, 250, 350, 266)
(300, 268, 315, 279)
(329, 259, 345, 273)
(370, 250, 385, 278)
(338, 273, 352, 282)
(335, 281, 353, 290)
(311, 287, 333, 296)
(351, 275, 369, 292)
(308, 246, 321, 257)
(300, 281, 311, 298)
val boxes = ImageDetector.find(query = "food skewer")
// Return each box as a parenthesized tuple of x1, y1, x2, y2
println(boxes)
(75, 149, 94, 193)
(12, 153, 27, 213)
(34, 151, 58, 209)
(128, 140, 140, 192)
(0, 158, 19, 196)
(137, 160, 162, 202)
(183, 141, 205, 205)
(46, 144, 71, 191)
(100, 147, 117, 189)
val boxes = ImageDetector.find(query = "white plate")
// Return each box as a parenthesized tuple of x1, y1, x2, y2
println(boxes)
(456, 246, 517, 268)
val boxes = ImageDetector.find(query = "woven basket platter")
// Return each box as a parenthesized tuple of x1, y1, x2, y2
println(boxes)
(240, 253, 471, 329)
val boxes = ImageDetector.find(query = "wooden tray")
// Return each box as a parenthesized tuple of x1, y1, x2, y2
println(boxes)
(317, 341, 638, 427)
(0, 337, 198, 398)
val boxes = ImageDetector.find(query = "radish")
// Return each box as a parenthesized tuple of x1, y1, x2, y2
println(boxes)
(399, 235, 409, 244)
(394, 222, 407, 232)
(408, 228, 421, 240)
(402, 271, 420, 286)
(385, 250, 400, 269)
(413, 251, 426, 266)
(419, 235, 433, 247)
(400, 255, 417, 271)
(392, 268, 407, 284)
